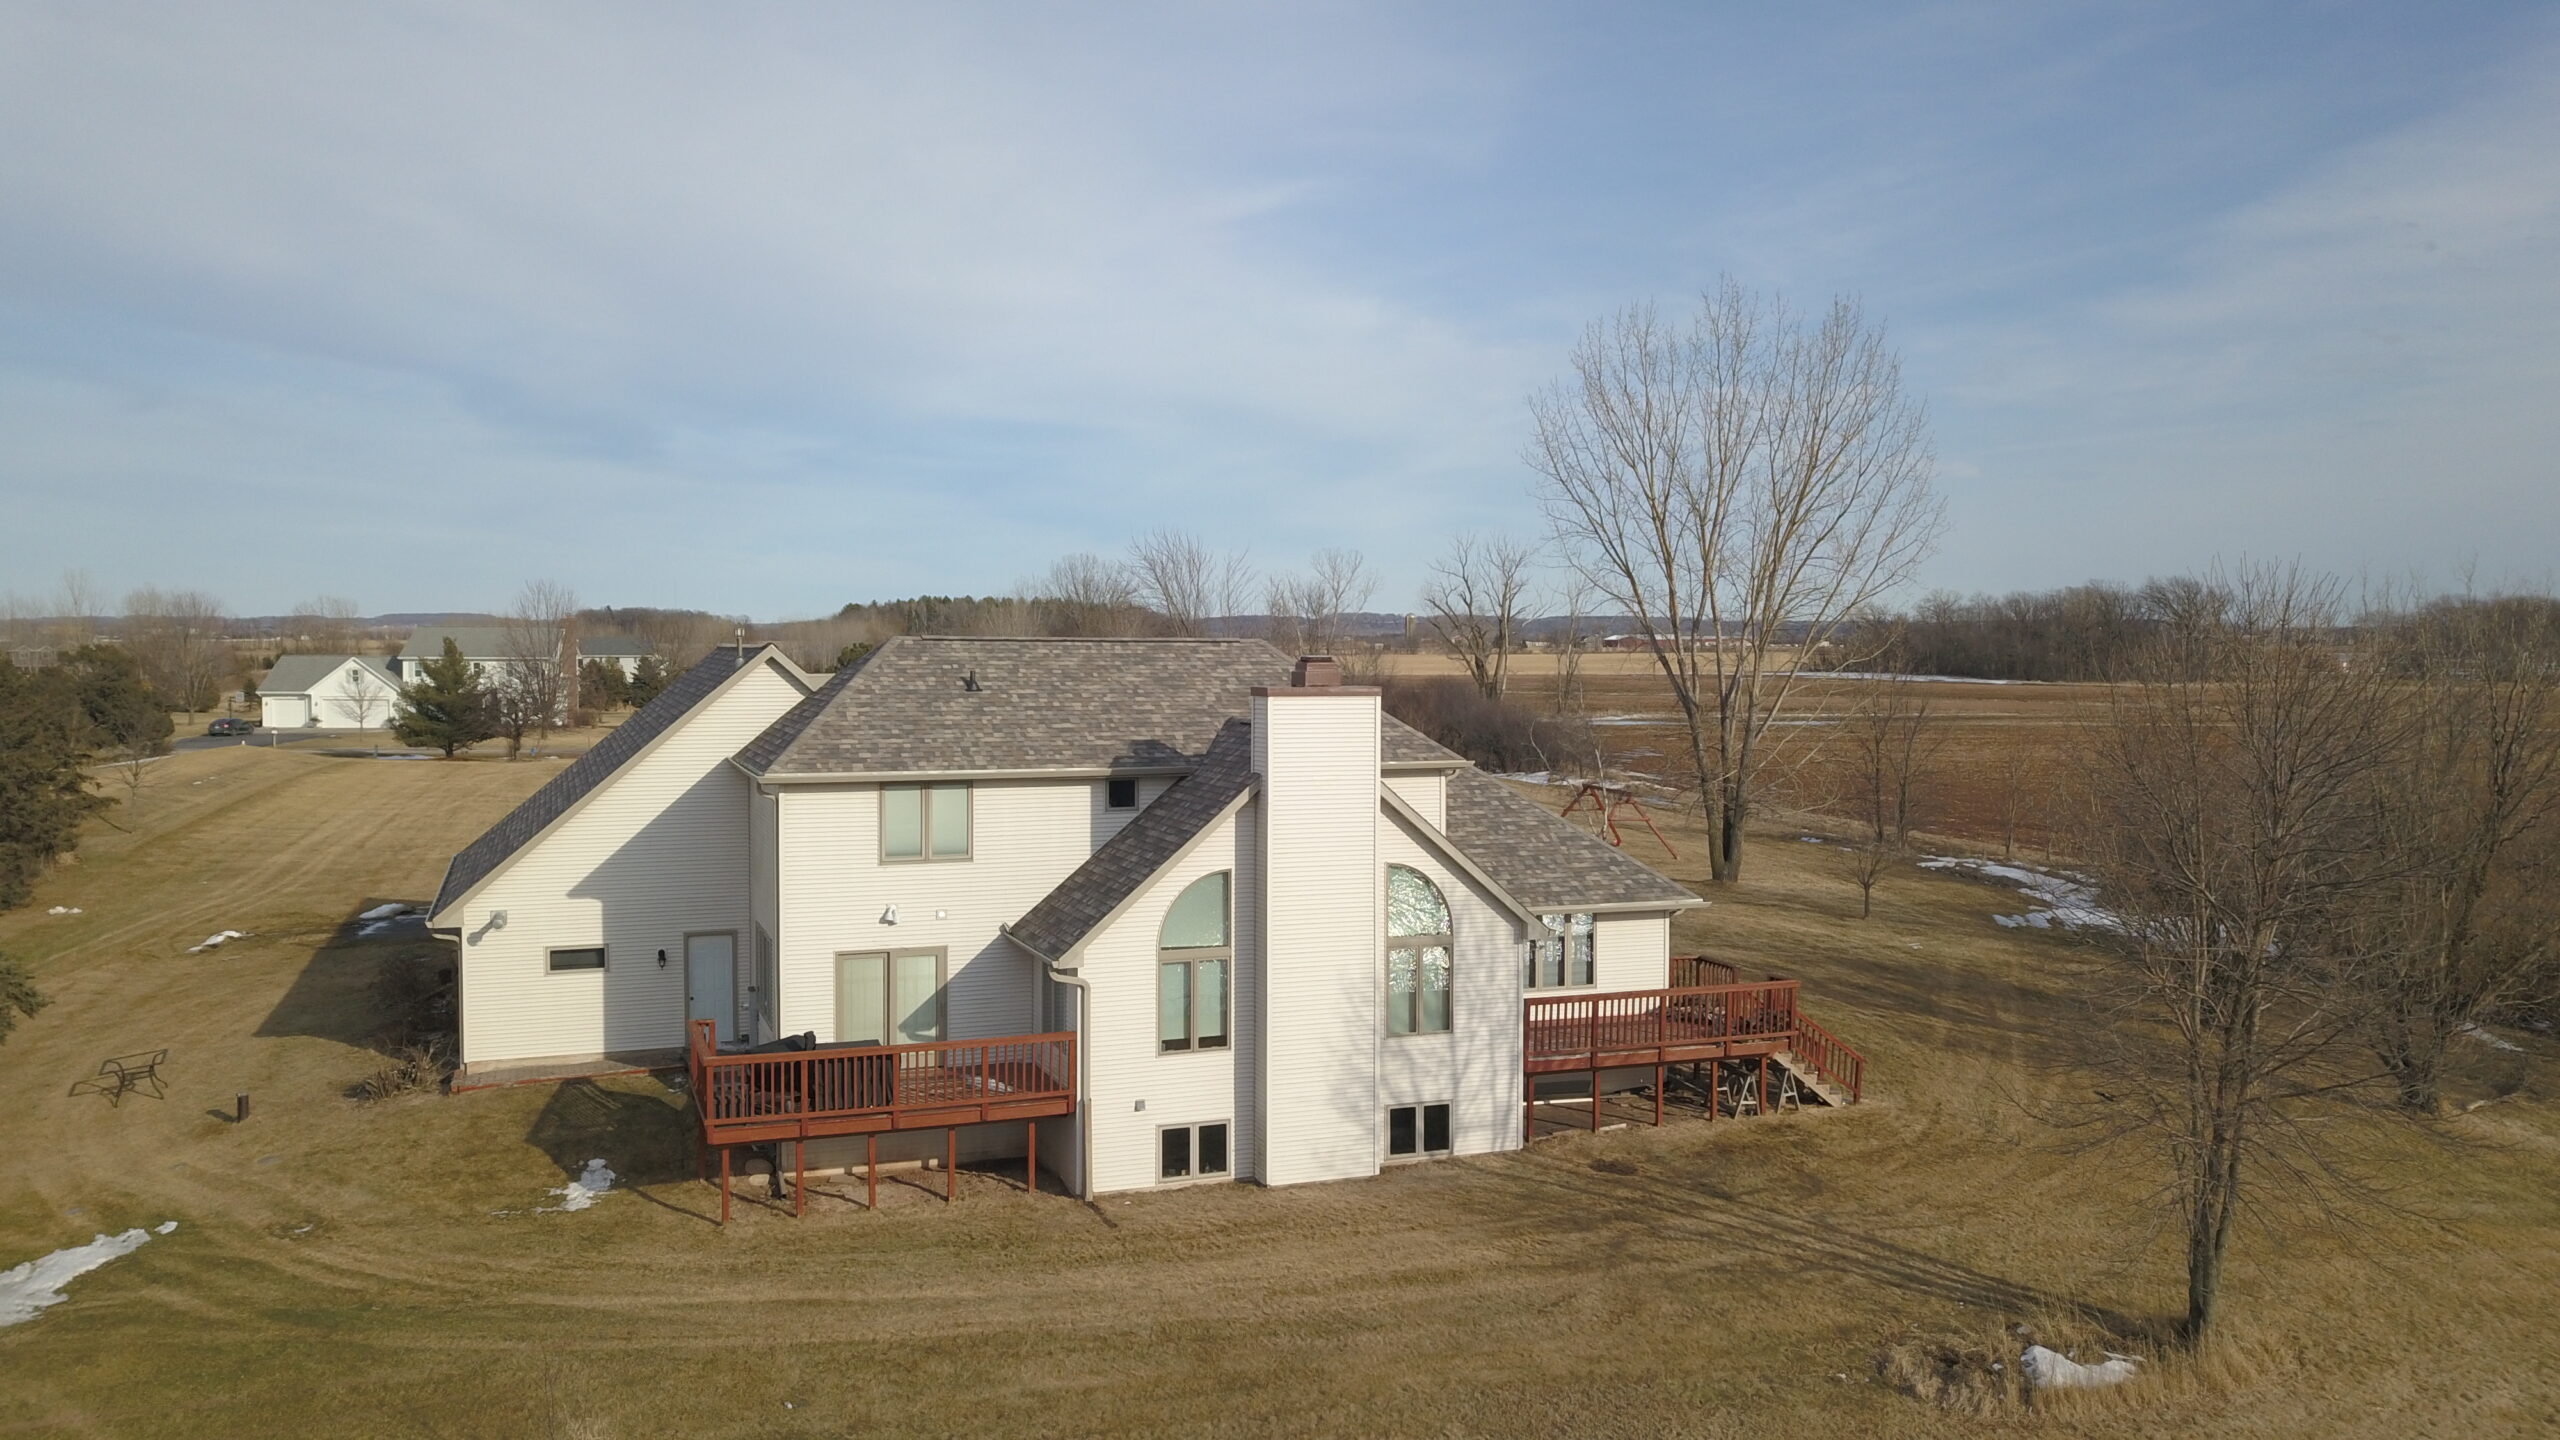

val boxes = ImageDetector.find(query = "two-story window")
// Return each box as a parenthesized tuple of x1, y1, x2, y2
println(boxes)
(1527, 912, 1595, 988)
(880, 782, 971, 861)
(1158, 872, 1231, 1052)
(1385, 865, 1452, 1035)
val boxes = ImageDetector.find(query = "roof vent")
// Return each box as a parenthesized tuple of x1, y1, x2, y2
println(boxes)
(1292, 655, 1342, 688)
(962, 668, 982, 693)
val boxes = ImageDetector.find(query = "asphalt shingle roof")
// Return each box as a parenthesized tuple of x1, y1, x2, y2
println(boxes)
(261, 654, 396, 695)
(1440, 768, 1702, 912)
(738, 635, 1461, 778)
(1005, 720, 1257, 962)
(429, 645, 787, 919)
(577, 633, 655, 657)
(399, 625, 552, 662)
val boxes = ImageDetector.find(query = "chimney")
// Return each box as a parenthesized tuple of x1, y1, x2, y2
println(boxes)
(1250, 651, 1381, 1186)
(1291, 654, 1344, 689)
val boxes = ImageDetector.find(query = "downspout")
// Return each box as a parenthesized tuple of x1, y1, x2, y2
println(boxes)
(1043, 961, 1095, 1203)
(1002, 923, 1094, 1202)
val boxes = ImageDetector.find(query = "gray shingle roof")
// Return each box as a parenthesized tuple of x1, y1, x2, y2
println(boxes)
(261, 654, 396, 695)
(399, 625, 552, 662)
(737, 635, 1460, 778)
(1005, 720, 1257, 962)
(1440, 768, 1702, 912)
(577, 633, 654, 657)
(428, 645, 792, 920)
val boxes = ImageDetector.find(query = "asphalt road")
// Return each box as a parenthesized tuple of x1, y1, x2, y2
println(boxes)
(171, 727, 362, 753)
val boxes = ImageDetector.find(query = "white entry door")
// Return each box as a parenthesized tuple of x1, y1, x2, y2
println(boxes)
(686, 933, 738, 1044)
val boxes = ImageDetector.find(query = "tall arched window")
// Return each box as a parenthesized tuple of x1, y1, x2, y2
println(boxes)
(1386, 864, 1453, 1035)
(1158, 871, 1231, 1053)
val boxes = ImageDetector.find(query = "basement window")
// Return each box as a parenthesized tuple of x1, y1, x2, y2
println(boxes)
(547, 947, 607, 973)
(1159, 1121, 1231, 1182)
(1106, 777, 1139, 811)
(1387, 1103, 1452, 1159)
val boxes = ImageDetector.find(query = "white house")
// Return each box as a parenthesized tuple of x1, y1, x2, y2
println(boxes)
(393, 625, 557, 686)
(576, 632, 658, 678)
(427, 637, 1863, 1209)
(259, 654, 401, 729)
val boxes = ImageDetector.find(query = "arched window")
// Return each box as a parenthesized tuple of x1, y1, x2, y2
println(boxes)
(1386, 864, 1453, 1035)
(1158, 872, 1231, 1053)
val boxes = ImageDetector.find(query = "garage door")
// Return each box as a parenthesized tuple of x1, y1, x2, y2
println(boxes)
(264, 695, 310, 728)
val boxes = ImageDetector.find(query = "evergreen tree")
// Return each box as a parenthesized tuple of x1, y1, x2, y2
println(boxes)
(59, 645, 171, 759)
(393, 638, 495, 758)
(578, 657, 630, 709)
(0, 663, 105, 909)
(627, 652, 669, 708)
(0, 952, 48, 1047)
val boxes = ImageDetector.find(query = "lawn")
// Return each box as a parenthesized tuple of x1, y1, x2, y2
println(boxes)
(0, 743, 2553, 1438)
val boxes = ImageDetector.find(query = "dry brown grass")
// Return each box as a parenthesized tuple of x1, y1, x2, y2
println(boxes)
(0, 747, 2553, 1438)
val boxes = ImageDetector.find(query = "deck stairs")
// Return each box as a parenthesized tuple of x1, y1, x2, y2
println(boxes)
(1770, 1048, 1855, 1108)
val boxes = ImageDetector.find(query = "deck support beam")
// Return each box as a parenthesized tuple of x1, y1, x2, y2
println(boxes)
(946, 1128, 957, 1202)
(1026, 1120, 1039, 1194)
(719, 1145, 732, 1226)
(793, 1139, 806, 1217)
(866, 1134, 878, 1210)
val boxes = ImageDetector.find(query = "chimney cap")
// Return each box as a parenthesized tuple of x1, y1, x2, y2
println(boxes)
(1292, 655, 1343, 688)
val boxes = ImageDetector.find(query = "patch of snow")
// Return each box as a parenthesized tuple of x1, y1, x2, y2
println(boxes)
(2020, 1345, 2141, 1390)
(1497, 771, 1554, 785)
(186, 930, 248, 953)
(357, 903, 406, 921)
(0, 1227, 163, 1328)
(1798, 835, 1825, 844)
(46, 906, 83, 916)
(1590, 714, 1676, 727)
(2459, 1022, 2524, 1054)
(1920, 857, 2122, 932)
(154, 1221, 177, 1236)
(548, 1159, 617, 1212)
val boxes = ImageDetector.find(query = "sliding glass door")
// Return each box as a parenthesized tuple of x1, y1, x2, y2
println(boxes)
(834, 950, 946, 1048)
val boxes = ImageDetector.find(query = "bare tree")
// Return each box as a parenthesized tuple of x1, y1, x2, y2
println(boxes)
(122, 588, 232, 716)
(1840, 671, 1936, 919)
(1532, 281, 1943, 882)
(1267, 548, 1375, 659)
(53, 570, 100, 650)
(2346, 594, 2560, 1113)
(2077, 566, 2403, 1344)
(1129, 529, 1255, 636)
(1420, 533, 1535, 699)
(496, 581, 577, 758)
(1550, 573, 1595, 719)
(342, 661, 394, 754)
(1032, 553, 1145, 636)
(288, 595, 363, 654)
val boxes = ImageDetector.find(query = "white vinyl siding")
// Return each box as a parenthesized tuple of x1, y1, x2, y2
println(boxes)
(1077, 807, 1258, 1195)
(1376, 811, 1525, 1158)
(1383, 771, 1447, 829)
(1593, 911, 1673, 992)
(451, 659, 809, 1065)
(1251, 691, 1383, 1188)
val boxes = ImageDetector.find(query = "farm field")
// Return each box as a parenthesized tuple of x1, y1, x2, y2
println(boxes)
(1381, 648, 2111, 856)
(0, 743, 2554, 1437)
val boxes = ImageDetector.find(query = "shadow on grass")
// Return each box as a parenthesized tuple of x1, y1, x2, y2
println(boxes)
(526, 1077, 695, 1185)
(1450, 1138, 2142, 1337)
(254, 898, 456, 1058)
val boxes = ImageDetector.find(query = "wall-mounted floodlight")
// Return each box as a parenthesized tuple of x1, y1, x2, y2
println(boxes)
(881, 905, 898, 925)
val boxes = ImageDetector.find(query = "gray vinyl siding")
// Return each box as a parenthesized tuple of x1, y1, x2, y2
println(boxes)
(1377, 812, 1526, 1158)
(1383, 771, 1447, 829)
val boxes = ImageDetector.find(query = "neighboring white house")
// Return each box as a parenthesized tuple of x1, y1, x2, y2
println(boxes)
(258, 654, 401, 729)
(392, 625, 559, 686)
(576, 632, 658, 678)
(428, 637, 1861, 1204)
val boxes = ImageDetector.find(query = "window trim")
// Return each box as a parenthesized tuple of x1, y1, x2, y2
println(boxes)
(547, 945, 608, 974)
(832, 946, 949, 1047)
(1385, 1102, 1453, 1161)
(1385, 864, 1454, 1037)
(1105, 776, 1140, 811)
(1158, 871, 1233, 1055)
(879, 782, 973, 864)
(1526, 912, 1598, 990)
(1156, 1120, 1233, 1184)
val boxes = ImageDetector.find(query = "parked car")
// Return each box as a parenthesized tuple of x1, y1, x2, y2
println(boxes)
(206, 717, 256, 736)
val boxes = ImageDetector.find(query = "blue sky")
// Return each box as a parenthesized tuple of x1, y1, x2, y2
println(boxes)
(2, 2, 2554, 618)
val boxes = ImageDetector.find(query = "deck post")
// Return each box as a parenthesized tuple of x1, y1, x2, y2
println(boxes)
(1654, 1064, 1664, 1126)
(946, 1128, 957, 1202)
(1708, 1062, 1717, 1122)
(793, 1138, 805, 1218)
(1026, 1119, 1039, 1194)
(1590, 1074, 1601, 1131)
(1758, 1056, 1769, 1117)
(866, 1133, 878, 1211)
(719, 1146, 731, 1226)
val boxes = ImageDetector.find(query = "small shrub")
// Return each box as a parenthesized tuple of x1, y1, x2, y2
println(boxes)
(374, 946, 455, 1048)
(0, 952, 51, 1047)
(350, 1038, 452, 1102)
(1380, 677, 1597, 775)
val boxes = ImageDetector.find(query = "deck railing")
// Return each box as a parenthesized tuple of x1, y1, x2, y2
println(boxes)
(1669, 955, 1742, 989)
(1788, 1013, 1866, 1102)
(686, 1019, 1075, 1144)
(1524, 978, 1801, 1067)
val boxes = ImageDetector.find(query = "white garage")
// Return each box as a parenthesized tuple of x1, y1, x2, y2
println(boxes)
(258, 654, 400, 730)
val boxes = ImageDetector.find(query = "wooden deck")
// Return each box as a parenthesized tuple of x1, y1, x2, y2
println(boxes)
(1524, 960, 1867, 1106)
(686, 1019, 1074, 1221)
